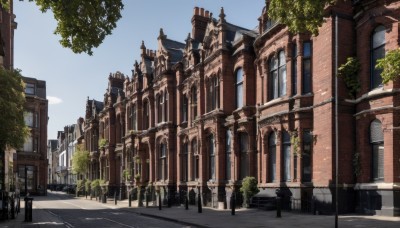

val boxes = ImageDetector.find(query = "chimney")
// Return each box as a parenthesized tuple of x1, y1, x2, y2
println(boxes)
(191, 7, 210, 42)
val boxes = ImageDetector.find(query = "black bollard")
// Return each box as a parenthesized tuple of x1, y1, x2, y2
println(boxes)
(197, 192, 202, 213)
(158, 193, 162, 210)
(185, 195, 189, 210)
(129, 193, 132, 207)
(145, 192, 149, 207)
(114, 191, 117, 205)
(231, 194, 235, 216)
(276, 196, 281, 218)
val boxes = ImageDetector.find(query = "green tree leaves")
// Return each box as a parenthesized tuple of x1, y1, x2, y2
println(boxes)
(35, 0, 124, 55)
(71, 146, 89, 176)
(268, 0, 337, 35)
(376, 48, 400, 84)
(0, 68, 29, 151)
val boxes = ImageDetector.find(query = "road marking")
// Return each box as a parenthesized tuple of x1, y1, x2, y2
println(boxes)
(102, 218, 136, 228)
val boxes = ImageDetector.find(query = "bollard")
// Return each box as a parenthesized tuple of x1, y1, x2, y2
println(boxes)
(185, 195, 189, 210)
(197, 192, 202, 213)
(128, 193, 132, 208)
(24, 197, 34, 222)
(11, 196, 15, 219)
(231, 194, 235, 216)
(158, 193, 162, 210)
(276, 196, 281, 218)
(102, 193, 107, 203)
(114, 192, 117, 205)
(145, 192, 149, 207)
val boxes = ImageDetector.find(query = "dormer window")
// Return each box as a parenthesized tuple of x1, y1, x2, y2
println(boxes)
(25, 83, 35, 95)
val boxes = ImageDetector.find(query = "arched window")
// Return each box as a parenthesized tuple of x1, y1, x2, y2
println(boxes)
(282, 131, 291, 181)
(157, 92, 164, 123)
(302, 42, 312, 94)
(269, 51, 286, 100)
(158, 142, 168, 180)
(225, 130, 232, 181)
(371, 25, 385, 89)
(208, 134, 216, 180)
(164, 92, 168, 122)
(182, 94, 188, 122)
(181, 141, 189, 181)
(268, 132, 276, 182)
(207, 77, 219, 112)
(191, 86, 198, 121)
(239, 132, 249, 179)
(235, 68, 244, 109)
(132, 104, 137, 130)
(143, 100, 149, 129)
(192, 139, 199, 181)
(370, 119, 384, 181)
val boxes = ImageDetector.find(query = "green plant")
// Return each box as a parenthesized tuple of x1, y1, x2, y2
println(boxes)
(98, 138, 108, 147)
(240, 176, 259, 208)
(135, 156, 141, 164)
(338, 57, 361, 98)
(85, 180, 91, 193)
(91, 179, 101, 196)
(77, 179, 86, 192)
(376, 48, 400, 84)
(290, 129, 300, 156)
(134, 173, 141, 181)
(123, 169, 131, 180)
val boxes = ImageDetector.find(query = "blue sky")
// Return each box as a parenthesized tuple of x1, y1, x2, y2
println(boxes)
(14, 0, 265, 140)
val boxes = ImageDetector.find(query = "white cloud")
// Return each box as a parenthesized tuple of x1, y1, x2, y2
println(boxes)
(47, 96, 63, 105)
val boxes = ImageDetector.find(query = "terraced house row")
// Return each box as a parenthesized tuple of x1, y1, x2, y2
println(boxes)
(79, 1, 400, 216)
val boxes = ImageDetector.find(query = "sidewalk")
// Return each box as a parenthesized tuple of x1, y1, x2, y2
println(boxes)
(103, 196, 400, 228)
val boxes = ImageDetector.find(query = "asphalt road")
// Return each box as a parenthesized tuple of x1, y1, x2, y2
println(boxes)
(29, 192, 190, 228)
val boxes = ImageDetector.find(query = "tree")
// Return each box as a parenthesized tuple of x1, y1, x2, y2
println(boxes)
(376, 48, 400, 84)
(1, 0, 124, 55)
(0, 67, 29, 190)
(268, 0, 337, 35)
(0, 68, 29, 151)
(71, 146, 89, 178)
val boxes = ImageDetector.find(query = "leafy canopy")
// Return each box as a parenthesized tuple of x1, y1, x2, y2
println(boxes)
(2, 0, 124, 55)
(268, 0, 337, 35)
(71, 146, 89, 176)
(0, 68, 29, 151)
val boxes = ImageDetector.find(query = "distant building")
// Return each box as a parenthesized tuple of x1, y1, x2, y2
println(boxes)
(47, 139, 58, 184)
(16, 76, 48, 196)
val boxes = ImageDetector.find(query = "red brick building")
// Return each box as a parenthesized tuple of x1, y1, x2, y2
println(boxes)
(84, 1, 399, 216)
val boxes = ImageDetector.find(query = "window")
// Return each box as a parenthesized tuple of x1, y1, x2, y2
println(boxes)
(235, 68, 244, 109)
(24, 111, 34, 127)
(192, 139, 199, 181)
(282, 131, 291, 181)
(191, 86, 198, 121)
(226, 130, 232, 181)
(164, 92, 168, 122)
(370, 119, 384, 181)
(302, 42, 312, 94)
(143, 100, 149, 129)
(25, 83, 35, 95)
(239, 133, 249, 179)
(157, 93, 164, 123)
(181, 142, 188, 181)
(269, 51, 286, 100)
(182, 94, 188, 122)
(292, 43, 298, 95)
(268, 133, 276, 182)
(207, 77, 219, 112)
(208, 135, 215, 180)
(131, 104, 137, 130)
(302, 130, 312, 182)
(23, 136, 33, 152)
(158, 143, 168, 180)
(371, 26, 385, 89)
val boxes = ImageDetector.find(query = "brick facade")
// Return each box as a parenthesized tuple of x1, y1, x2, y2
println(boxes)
(82, 1, 400, 216)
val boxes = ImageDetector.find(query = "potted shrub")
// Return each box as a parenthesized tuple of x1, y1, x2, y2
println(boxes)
(240, 176, 259, 208)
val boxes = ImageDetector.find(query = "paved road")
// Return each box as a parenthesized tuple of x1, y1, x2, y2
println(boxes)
(1, 191, 399, 228)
